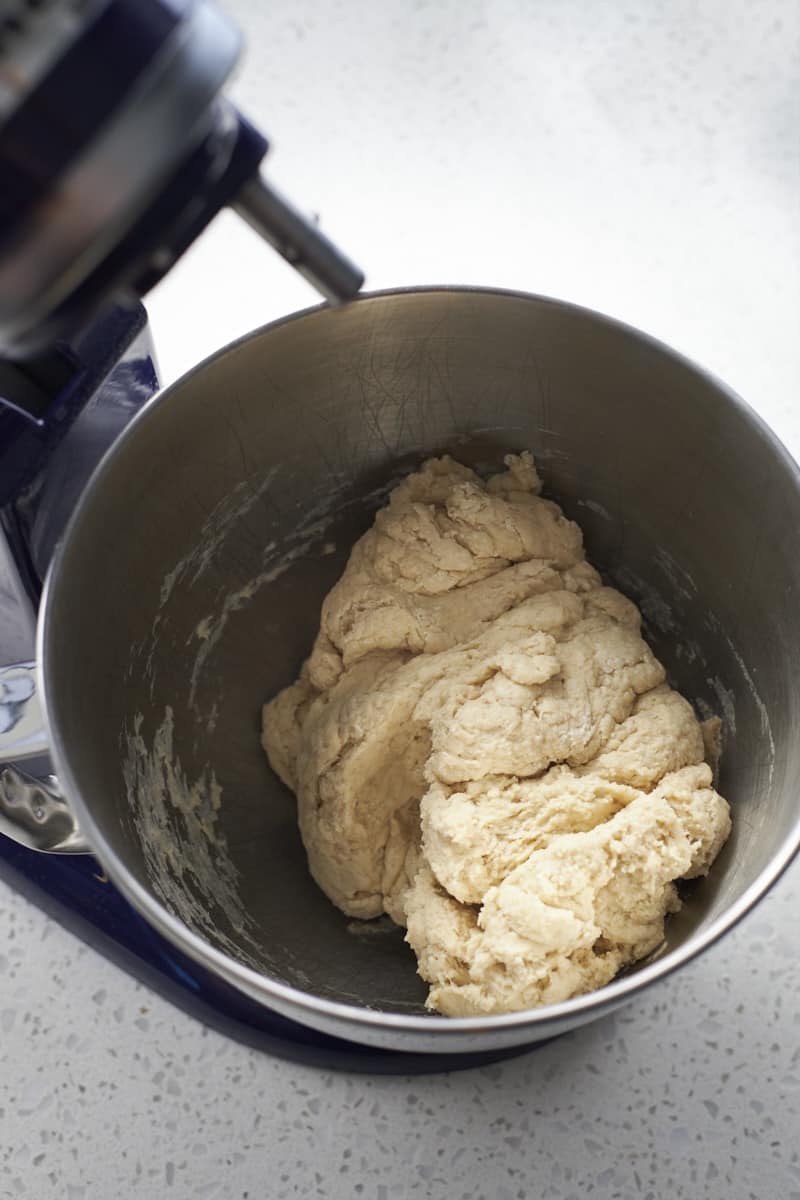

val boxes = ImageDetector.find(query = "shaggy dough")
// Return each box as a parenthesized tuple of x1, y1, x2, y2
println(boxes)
(262, 453, 731, 1016)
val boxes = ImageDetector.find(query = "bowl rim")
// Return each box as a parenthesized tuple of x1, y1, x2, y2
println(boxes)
(39, 284, 800, 1041)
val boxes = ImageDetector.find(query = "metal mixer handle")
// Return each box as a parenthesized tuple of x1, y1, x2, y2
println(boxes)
(0, 662, 90, 854)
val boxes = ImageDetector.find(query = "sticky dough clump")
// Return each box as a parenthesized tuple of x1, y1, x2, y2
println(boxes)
(262, 453, 731, 1016)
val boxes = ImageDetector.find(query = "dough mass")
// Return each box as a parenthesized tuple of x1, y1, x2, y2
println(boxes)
(262, 454, 731, 1016)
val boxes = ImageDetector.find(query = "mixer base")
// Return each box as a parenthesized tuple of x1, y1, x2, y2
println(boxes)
(0, 835, 541, 1074)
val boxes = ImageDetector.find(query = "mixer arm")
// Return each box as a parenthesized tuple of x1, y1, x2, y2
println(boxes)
(0, 0, 363, 358)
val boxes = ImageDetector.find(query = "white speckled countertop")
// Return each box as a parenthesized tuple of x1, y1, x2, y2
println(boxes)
(2, 1, 799, 1197)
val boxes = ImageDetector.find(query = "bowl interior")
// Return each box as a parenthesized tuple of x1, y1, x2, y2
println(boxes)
(45, 290, 800, 1014)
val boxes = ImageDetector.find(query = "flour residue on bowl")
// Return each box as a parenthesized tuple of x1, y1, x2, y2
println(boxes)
(614, 544, 775, 787)
(173, 471, 402, 716)
(576, 497, 613, 521)
(133, 470, 282, 697)
(651, 546, 776, 770)
(159, 470, 281, 607)
(122, 706, 261, 965)
(187, 555, 300, 708)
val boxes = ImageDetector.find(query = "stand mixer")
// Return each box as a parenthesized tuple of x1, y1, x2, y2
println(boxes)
(0, 0, 507, 1071)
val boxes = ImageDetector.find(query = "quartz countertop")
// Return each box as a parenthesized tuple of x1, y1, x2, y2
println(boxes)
(1, 2, 798, 1197)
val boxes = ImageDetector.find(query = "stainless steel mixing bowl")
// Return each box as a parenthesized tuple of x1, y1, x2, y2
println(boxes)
(9, 287, 800, 1054)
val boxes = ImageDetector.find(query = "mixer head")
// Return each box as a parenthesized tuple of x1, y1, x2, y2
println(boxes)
(0, 0, 364, 357)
